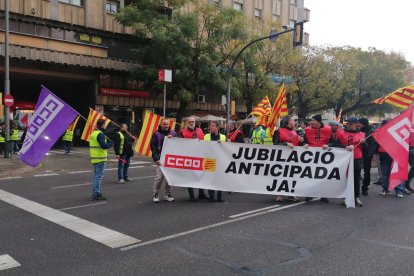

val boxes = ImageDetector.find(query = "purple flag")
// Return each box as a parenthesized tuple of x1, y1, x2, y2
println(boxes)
(19, 86, 78, 167)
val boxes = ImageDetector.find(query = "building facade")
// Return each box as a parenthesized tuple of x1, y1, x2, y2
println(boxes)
(0, 0, 309, 142)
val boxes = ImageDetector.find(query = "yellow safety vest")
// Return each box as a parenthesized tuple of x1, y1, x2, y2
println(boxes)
(204, 133, 226, 142)
(252, 128, 264, 144)
(0, 134, 4, 143)
(263, 128, 273, 145)
(10, 129, 19, 141)
(89, 130, 107, 164)
(117, 131, 124, 154)
(62, 130, 74, 142)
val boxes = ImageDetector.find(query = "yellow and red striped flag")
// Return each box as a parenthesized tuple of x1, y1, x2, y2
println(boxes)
(336, 108, 343, 122)
(81, 108, 111, 141)
(67, 116, 80, 132)
(251, 96, 272, 117)
(134, 112, 176, 157)
(255, 115, 268, 126)
(267, 83, 288, 133)
(373, 85, 414, 109)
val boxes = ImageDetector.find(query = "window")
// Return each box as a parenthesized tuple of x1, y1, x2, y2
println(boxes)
(106, 1, 119, 14)
(290, 0, 297, 4)
(51, 27, 64, 40)
(254, 8, 261, 18)
(36, 25, 50, 37)
(233, 2, 243, 11)
(59, 0, 84, 6)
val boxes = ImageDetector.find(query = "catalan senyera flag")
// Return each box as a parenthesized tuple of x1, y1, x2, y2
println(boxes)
(373, 85, 414, 109)
(255, 115, 268, 127)
(267, 83, 288, 132)
(336, 108, 343, 122)
(251, 96, 272, 117)
(67, 116, 80, 132)
(81, 108, 111, 141)
(134, 112, 176, 157)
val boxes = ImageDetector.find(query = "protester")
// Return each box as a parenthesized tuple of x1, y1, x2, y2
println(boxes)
(303, 114, 333, 203)
(150, 119, 177, 203)
(335, 117, 366, 207)
(114, 123, 135, 184)
(227, 121, 244, 143)
(62, 127, 74, 154)
(178, 116, 208, 201)
(357, 118, 375, 196)
(10, 123, 19, 154)
(273, 116, 303, 202)
(204, 121, 226, 202)
(0, 123, 5, 155)
(375, 119, 405, 198)
(406, 147, 414, 192)
(251, 124, 265, 144)
(263, 127, 273, 145)
(329, 121, 343, 140)
(89, 119, 113, 201)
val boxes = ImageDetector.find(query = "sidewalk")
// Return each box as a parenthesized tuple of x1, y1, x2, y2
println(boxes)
(0, 155, 35, 177)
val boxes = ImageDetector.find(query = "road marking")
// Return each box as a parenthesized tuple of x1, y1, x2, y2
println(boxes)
(68, 170, 92, 174)
(0, 189, 141, 248)
(58, 201, 108, 211)
(229, 205, 281, 218)
(51, 183, 91, 189)
(130, 161, 151, 165)
(0, 176, 23, 180)
(34, 173, 60, 177)
(121, 201, 306, 251)
(0, 254, 21, 271)
(128, 175, 155, 180)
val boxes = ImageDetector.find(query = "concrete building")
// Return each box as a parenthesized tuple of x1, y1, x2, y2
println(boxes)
(0, 0, 309, 140)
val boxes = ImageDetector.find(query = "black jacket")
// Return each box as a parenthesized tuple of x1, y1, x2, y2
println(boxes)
(360, 125, 375, 157)
(114, 131, 134, 156)
(150, 127, 177, 162)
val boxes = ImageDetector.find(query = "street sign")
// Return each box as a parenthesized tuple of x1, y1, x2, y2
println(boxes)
(268, 30, 279, 42)
(158, 69, 172, 82)
(3, 94, 14, 107)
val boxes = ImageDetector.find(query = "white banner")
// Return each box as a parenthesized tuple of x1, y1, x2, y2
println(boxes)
(160, 139, 355, 208)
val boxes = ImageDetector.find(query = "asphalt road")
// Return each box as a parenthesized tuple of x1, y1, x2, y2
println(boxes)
(1, 148, 414, 275)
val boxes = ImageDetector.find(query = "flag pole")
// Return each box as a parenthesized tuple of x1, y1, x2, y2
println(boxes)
(228, 113, 253, 141)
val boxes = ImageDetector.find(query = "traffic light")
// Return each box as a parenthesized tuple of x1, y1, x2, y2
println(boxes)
(293, 21, 304, 47)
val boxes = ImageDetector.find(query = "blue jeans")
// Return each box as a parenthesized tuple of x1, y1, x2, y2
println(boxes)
(92, 162, 106, 197)
(63, 141, 72, 153)
(380, 153, 404, 194)
(118, 155, 130, 180)
(11, 141, 19, 153)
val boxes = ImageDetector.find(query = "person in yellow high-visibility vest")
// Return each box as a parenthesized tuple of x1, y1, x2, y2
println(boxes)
(114, 123, 135, 184)
(204, 121, 226, 202)
(89, 119, 113, 201)
(251, 125, 265, 144)
(263, 127, 274, 145)
(0, 123, 5, 155)
(10, 124, 20, 154)
(62, 128, 74, 154)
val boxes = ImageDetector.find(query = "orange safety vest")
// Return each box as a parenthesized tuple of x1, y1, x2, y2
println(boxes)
(305, 126, 332, 147)
(339, 131, 365, 159)
(278, 128, 299, 146)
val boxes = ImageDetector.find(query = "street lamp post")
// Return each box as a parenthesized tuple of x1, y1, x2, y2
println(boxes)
(226, 27, 300, 125)
(4, 0, 10, 158)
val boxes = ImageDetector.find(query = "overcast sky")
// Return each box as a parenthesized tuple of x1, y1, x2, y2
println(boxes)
(304, 0, 414, 64)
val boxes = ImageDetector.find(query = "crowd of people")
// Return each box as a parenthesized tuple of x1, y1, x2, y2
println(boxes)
(0, 122, 24, 156)
(86, 113, 414, 208)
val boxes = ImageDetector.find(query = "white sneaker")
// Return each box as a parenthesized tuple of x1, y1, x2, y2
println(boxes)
(118, 179, 125, 184)
(355, 197, 364, 207)
(379, 191, 390, 196)
(397, 193, 404, 198)
(165, 193, 175, 202)
(152, 193, 160, 203)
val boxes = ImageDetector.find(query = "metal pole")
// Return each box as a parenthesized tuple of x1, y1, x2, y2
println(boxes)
(226, 29, 295, 126)
(163, 82, 166, 117)
(4, 0, 10, 158)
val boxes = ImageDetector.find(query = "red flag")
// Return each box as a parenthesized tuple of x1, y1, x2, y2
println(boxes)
(373, 107, 414, 191)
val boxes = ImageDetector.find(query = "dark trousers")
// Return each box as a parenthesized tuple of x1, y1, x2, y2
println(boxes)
(361, 155, 373, 191)
(208, 190, 222, 200)
(118, 155, 131, 180)
(0, 142, 3, 154)
(354, 159, 363, 197)
(406, 167, 414, 190)
(188, 188, 206, 198)
(379, 153, 392, 192)
(63, 141, 72, 153)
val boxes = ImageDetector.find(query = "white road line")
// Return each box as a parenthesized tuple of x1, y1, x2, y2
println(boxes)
(51, 183, 91, 189)
(0, 254, 21, 271)
(34, 173, 60, 177)
(0, 176, 23, 180)
(0, 189, 141, 248)
(130, 161, 151, 165)
(68, 170, 92, 174)
(121, 201, 306, 251)
(128, 176, 155, 180)
(58, 202, 108, 211)
(229, 205, 281, 218)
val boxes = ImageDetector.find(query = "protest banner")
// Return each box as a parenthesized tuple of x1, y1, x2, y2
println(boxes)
(160, 139, 355, 207)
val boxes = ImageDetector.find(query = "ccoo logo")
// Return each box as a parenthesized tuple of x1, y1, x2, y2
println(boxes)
(164, 154, 216, 172)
